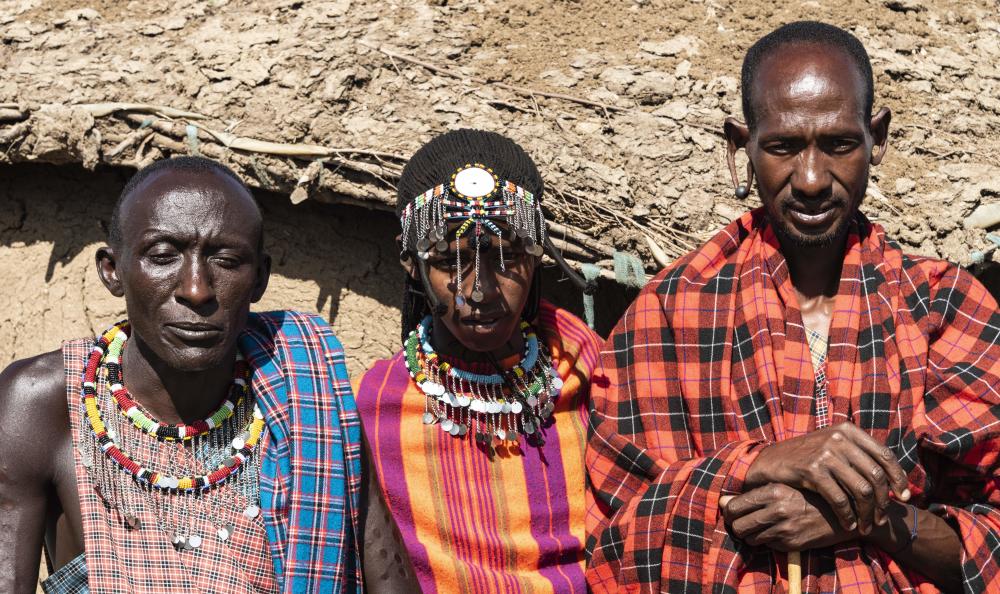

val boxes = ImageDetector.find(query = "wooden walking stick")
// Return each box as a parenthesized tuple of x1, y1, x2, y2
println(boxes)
(787, 551, 802, 594)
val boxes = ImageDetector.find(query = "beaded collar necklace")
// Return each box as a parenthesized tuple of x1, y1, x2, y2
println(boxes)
(80, 321, 265, 550)
(404, 315, 563, 450)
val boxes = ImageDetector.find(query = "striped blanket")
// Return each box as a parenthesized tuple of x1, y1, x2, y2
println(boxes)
(241, 311, 364, 593)
(356, 301, 601, 593)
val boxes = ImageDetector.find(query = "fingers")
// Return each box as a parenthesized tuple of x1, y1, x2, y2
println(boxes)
(809, 467, 857, 531)
(722, 485, 783, 521)
(840, 423, 910, 501)
(827, 457, 876, 535)
(843, 446, 890, 526)
(730, 508, 777, 541)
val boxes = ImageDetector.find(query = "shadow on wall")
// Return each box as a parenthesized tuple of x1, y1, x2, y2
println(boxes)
(0, 163, 636, 373)
(977, 262, 1000, 304)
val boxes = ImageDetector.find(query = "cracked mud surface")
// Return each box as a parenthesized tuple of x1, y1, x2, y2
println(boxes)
(1, 0, 997, 272)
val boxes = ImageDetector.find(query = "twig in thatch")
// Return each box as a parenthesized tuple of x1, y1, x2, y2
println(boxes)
(0, 122, 30, 144)
(645, 234, 671, 269)
(0, 108, 28, 122)
(76, 102, 208, 120)
(107, 127, 153, 158)
(547, 219, 615, 256)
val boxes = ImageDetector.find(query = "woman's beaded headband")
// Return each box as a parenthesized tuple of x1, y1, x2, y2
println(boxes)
(400, 163, 547, 307)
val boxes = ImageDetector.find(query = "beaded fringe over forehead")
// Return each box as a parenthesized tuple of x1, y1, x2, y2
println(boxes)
(400, 163, 547, 305)
(400, 163, 546, 248)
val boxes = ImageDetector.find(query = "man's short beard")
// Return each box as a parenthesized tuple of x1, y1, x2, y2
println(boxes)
(772, 214, 853, 248)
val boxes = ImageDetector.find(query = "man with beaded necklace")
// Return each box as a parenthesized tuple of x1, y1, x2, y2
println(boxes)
(0, 157, 363, 593)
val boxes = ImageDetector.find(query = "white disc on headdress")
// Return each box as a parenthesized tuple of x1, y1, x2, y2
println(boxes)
(453, 167, 496, 198)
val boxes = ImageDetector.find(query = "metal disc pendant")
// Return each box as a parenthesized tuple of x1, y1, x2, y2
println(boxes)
(441, 418, 454, 432)
(496, 428, 506, 440)
(244, 504, 261, 519)
(422, 412, 436, 425)
(458, 424, 468, 436)
(527, 396, 538, 407)
(172, 534, 185, 549)
(501, 401, 512, 414)
(218, 525, 233, 542)
(124, 514, 141, 530)
(449, 423, 461, 436)
(530, 244, 544, 257)
(188, 534, 202, 549)
(436, 240, 448, 252)
(456, 295, 466, 307)
(232, 436, 246, 451)
(416, 237, 431, 252)
(523, 420, 536, 434)
(470, 290, 484, 303)
(510, 401, 523, 414)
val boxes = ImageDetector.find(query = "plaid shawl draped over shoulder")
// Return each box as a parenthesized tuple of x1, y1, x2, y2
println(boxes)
(586, 209, 1000, 593)
(240, 311, 364, 593)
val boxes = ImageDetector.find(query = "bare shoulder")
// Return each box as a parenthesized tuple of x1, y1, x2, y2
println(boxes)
(0, 349, 69, 481)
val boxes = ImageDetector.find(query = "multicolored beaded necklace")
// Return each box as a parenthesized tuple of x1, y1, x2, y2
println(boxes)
(404, 315, 563, 449)
(79, 321, 266, 551)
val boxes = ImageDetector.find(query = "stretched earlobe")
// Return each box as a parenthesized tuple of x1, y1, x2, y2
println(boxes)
(734, 162, 755, 199)
(724, 117, 753, 199)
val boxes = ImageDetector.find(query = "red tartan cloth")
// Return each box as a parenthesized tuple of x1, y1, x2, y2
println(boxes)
(585, 208, 1000, 593)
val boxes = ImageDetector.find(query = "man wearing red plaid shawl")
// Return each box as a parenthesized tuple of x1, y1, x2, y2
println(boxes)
(586, 21, 999, 594)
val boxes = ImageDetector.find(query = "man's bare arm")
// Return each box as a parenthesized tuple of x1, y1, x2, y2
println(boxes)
(0, 350, 67, 594)
(865, 502, 963, 594)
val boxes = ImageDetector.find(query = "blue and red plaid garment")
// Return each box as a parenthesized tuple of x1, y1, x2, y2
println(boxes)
(586, 209, 1000, 593)
(241, 311, 364, 593)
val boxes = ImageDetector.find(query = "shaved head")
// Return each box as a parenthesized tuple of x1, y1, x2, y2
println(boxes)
(110, 156, 261, 251)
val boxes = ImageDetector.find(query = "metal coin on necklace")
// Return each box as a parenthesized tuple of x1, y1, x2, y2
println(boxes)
(404, 315, 564, 448)
(81, 321, 267, 550)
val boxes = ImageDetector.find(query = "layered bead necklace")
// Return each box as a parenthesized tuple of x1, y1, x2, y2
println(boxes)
(405, 315, 563, 448)
(79, 321, 265, 551)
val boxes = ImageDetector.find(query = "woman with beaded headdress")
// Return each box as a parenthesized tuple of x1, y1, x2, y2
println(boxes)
(355, 129, 600, 593)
